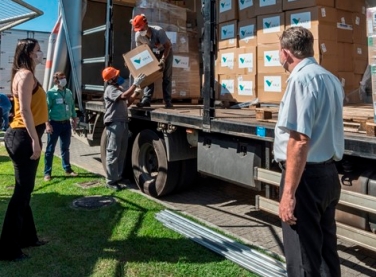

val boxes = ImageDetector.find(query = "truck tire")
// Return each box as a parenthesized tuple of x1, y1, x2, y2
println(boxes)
(132, 129, 180, 197)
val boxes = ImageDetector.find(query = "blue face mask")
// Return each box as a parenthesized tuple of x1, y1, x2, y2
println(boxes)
(117, 76, 125, 86)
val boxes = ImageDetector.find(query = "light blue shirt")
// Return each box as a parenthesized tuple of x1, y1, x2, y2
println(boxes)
(273, 57, 344, 162)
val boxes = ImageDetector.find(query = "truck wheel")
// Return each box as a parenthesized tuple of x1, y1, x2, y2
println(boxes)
(100, 128, 107, 174)
(132, 129, 180, 197)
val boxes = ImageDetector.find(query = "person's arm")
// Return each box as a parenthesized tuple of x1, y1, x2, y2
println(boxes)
(118, 73, 146, 102)
(67, 89, 78, 130)
(279, 130, 310, 225)
(45, 90, 54, 134)
(16, 70, 41, 159)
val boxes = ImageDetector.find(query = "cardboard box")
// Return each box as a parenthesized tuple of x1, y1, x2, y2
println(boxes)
(123, 44, 163, 88)
(238, 0, 256, 20)
(314, 40, 338, 74)
(257, 13, 285, 44)
(254, 0, 283, 16)
(282, 0, 334, 11)
(353, 43, 368, 74)
(352, 13, 367, 45)
(218, 0, 238, 23)
(338, 71, 355, 94)
(285, 7, 337, 41)
(238, 18, 257, 47)
(218, 20, 238, 49)
(236, 74, 257, 102)
(257, 72, 289, 103)
(218, 74, 237, 101)
(337, 42, 353, 72)
(216, 48, 237, 75)
(257, 43, 285, 74)
(335, 0, 366, 14)
(337, 10, 353, 43)
(236, 47, 257, 74)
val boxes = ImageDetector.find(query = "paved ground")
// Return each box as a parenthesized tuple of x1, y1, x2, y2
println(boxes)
(48, 135, 376, 276)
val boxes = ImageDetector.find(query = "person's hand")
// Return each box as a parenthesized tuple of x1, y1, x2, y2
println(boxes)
(46, 123, 53, 134)
(30, 139, 41, 160)
(133, 73, 146, 87)
(71, 117, 78, 131)
(158, 58, 165, 72)
(279, 190, 297, 225)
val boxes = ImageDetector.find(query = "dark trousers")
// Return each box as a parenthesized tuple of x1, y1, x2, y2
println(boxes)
(44, 120, 72, 176)
(280, 162, 341, 277)
(0, 124, 45, 260)
(143, 52, 173, 103)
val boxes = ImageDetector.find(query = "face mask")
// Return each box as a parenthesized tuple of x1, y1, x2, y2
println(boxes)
(33, 50, 43, 65)
(139, 30, 147, 37)
(59, 78, 67, 87)
(117, 76, 125, 86)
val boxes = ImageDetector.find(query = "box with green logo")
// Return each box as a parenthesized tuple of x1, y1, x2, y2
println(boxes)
(285, 7, 337, 42)
(257, 72, 289, 103)
(236, 74, 257, 102)
(238, 18, 257, 47)
(282, 0, 334, 11)
(257, 43, 285, 74)
(256, 13, 285, 44)
(218, 0, 238, 23)
(254, 0, 282, 16)
(122, 44, 163, 88)
(218, 20, 238, 49)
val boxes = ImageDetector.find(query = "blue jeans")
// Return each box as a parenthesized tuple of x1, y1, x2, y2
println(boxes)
(1, 107, 10, 131)
(105, 121, 128, 186)
(142, 52, 173, 103)
(44, 120, 72, 176)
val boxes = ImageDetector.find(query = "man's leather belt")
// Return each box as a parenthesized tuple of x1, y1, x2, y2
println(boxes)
(278, 159, 333, 170)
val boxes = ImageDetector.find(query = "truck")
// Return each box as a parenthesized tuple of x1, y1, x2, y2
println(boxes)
(52, 0, 376, 253)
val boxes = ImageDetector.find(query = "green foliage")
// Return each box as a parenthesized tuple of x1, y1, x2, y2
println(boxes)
(0, 147, 257, 277)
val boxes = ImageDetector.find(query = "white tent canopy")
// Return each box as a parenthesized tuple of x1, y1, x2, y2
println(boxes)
(0, 0, 43, 32)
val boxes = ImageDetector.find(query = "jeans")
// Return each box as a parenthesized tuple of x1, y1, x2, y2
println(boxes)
(143, 52, 173, 104)
(280, 162, 341, 277)
(0, 124, 45, 260)
(105, 121, 128, 186)
(44, 120, 72, 176)
(0, 107, 10, 131)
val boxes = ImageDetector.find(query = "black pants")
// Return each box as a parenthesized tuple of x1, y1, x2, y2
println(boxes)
(280, 162, 341, 277)
(0, 124, 45, 260)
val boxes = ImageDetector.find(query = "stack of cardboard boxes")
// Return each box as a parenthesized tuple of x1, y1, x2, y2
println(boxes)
(131, 0, 201, 100)
(216, 0, 368, 104)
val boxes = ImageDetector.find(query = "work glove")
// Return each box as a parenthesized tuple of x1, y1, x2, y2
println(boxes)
(158, 58, 165, 72)
(133, 73, 146, 87)
(134, 87, 143, 95)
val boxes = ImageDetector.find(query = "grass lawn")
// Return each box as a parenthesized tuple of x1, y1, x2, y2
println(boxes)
(0, 146, 258, 277)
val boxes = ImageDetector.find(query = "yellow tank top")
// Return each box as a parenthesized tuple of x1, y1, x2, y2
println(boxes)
(11, 83, 48, 128)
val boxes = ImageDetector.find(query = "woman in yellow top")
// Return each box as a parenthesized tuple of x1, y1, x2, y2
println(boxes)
(0, 38, 48, 261)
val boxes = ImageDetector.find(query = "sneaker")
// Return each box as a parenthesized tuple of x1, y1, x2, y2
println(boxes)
(164, 102, 173, 109)
(44, 175, 51, 181)
(136, 101, 151, 108)
(65, 170, 78, 177)
(106, 183, 125, 191)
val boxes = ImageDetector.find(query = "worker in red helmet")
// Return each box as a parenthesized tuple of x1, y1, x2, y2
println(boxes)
(102, 67, 145, 190)
(131, 14, 173, 108)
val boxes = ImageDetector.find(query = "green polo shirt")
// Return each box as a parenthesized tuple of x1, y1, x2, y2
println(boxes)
(46, 85, 77, 121)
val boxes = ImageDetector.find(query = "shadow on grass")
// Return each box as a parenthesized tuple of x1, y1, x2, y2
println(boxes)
(0, 191, 224, 277)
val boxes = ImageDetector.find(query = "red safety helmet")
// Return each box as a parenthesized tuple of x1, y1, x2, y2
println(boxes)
(131, 14, 148, 31)
(102, 67, 119, 82)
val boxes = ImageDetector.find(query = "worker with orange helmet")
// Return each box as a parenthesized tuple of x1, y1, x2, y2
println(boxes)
(102, 67, 145, 190)
(131, 14, 173, 108)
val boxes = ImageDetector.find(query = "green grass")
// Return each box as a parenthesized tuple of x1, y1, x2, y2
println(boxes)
(0, 146, 258, 277)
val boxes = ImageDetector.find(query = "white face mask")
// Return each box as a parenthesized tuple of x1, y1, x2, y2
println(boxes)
(34, 50, 43, 65)
(139, 30, 147, 37)
(59, 78, 67, 87)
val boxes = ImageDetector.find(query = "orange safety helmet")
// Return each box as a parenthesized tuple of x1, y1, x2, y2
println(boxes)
(131, 14, 148, 31)
(102, 67, 119, 82)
